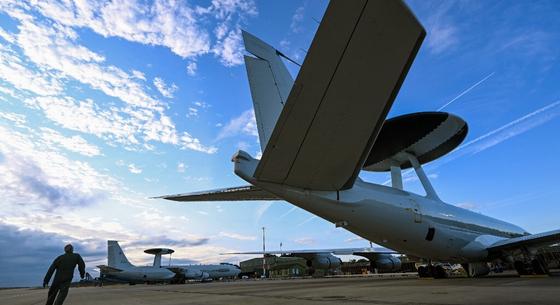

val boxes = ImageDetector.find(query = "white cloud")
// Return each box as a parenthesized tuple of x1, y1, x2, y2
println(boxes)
(153, 77, 178, 98)
(217, 109, 258, 140)
(40, 127, 101, 157)
(345, 236, 365, 243)
(0, 27, 15, 43)
(131, 70, 146, 80)
(0, 44, 63, 96)
(426, 23, 458, 54)
(0, 125, 117, 211)
(290, 5, 305, 33)
(128, 163, 142, 174)
(213, 28, 244, 67)
(177, 162, 186, 173)
(186, 107, 198, 118)
(294, 237, 315, 246)
(186, 61, 197, 76)
(456, 202, 478, 211)
(219, 231, 256, 241)
(424, 3, 459, 54)
(0, 111, 26, 127)
(2, 0, 257, 66)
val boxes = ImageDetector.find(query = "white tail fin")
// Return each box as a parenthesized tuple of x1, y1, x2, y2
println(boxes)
(242, 31, 294, 151)
(108, 240, 134, 268)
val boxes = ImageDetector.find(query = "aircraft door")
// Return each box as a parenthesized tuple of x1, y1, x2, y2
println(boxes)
(408, 199, 422, 223)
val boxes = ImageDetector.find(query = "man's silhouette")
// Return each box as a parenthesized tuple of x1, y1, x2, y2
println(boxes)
(43, 244, 86, 305)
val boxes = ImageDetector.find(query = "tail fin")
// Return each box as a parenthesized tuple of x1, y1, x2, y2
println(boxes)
(108, 240, 134, 268)
(242, 31, 294, 151)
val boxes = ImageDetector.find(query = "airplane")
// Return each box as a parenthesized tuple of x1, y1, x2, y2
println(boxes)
(226, 247, 402, 274)
(156, 0, 560, 278)
(145, 247, 241, 280)
(97, 241, 176, 284)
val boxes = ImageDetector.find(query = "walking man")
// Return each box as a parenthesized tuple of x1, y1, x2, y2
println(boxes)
(43, 244, 86, 305)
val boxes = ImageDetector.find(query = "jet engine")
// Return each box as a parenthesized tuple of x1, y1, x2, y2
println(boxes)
(371, 254, 401, 273)
(183, 269, 210, 280)
(306, 254, 342, 269)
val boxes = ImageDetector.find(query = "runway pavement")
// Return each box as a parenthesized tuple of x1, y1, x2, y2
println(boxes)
(2, 274, 559, 305)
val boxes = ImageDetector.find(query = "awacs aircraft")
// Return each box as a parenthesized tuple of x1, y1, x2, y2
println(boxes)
(145, 247, 241, 280)
(227, 248, 402, 273)
(157, 0, 560, 278)
(98, 241, 241, 283)
(97, 241, 175, 284)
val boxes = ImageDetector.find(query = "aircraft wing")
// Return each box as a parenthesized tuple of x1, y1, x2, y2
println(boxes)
(487, 229, 560, 253)
(254, 0, 425, 191)
(223, 247, 396, 256)
(154, 185, 280, 202)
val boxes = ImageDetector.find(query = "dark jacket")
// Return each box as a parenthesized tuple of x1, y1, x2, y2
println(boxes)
(44, 253, 86, 285)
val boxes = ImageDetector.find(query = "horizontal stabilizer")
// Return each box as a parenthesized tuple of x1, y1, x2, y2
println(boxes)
(155, 185, 280, 202)
(487, 229, 560, 253)
(254, 0, 425, 190)
(222, 247, 396, 256)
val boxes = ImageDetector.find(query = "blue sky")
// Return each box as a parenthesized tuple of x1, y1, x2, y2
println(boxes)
(0, 0, 559, 287)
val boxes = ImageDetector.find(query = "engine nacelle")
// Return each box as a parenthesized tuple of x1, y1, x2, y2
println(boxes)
(307, 254, 342, 269)
(372, 254, 402, 273)
(463, 262, 490, 277)
(183, 269, 210, 280)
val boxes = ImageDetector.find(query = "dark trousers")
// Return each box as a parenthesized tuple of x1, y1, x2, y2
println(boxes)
(45, 281, 71, 305)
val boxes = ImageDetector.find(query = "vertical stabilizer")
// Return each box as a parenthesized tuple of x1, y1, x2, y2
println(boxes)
(242, 31, 294, 151)
(108, 240, 134, 269)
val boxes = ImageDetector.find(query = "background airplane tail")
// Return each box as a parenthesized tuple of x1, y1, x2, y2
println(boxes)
(108, 240, 134, 268)
(242, 31, 294, 151)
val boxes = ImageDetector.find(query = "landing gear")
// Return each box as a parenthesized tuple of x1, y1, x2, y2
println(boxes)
(417, 265, 447, 278)
(514, 259, 549, 275)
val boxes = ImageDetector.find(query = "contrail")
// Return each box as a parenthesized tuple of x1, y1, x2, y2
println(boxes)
(297, 215, 317, 226)
(279, 206, 298, 219)
(455, 100, 560, 155)
(437, 72, 495, 111)
(382, 99, 560, 185)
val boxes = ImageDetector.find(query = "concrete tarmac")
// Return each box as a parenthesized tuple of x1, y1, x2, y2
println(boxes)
(2, 274, 560, 305)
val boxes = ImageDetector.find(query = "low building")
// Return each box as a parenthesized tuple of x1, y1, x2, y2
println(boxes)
(240, 255, 308, 278)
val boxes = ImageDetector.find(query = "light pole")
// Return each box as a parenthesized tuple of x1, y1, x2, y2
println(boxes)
(262, 226, 266, 278)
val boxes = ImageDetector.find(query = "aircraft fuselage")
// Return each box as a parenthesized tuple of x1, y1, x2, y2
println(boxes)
(235, 154, 527, 263)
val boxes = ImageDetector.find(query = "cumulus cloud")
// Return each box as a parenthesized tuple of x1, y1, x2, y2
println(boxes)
(0, 5, 217, 154)
(0, 125, 114, 211)
(0, 111, 26, 127)
(1, 0, 257, 66)
(40, 127, 101, 157)
(186, 61, 197, 76)
(217, 109, 258, 140)
(290, 5, 305, 33)
(153, 77, 178, 98)
(219, 231, 256, 241)
(213, 27, 245, 66)
(24, 96, 216, 153)
(177, 162, 186, 173)
(0, 44, 63, 96)
(128, 163, 142, 174)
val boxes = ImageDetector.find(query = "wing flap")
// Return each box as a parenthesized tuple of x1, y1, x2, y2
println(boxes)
(156, 185, 280, 202)
(255, 0, 425, 190)
(487, 229, 560, 252)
